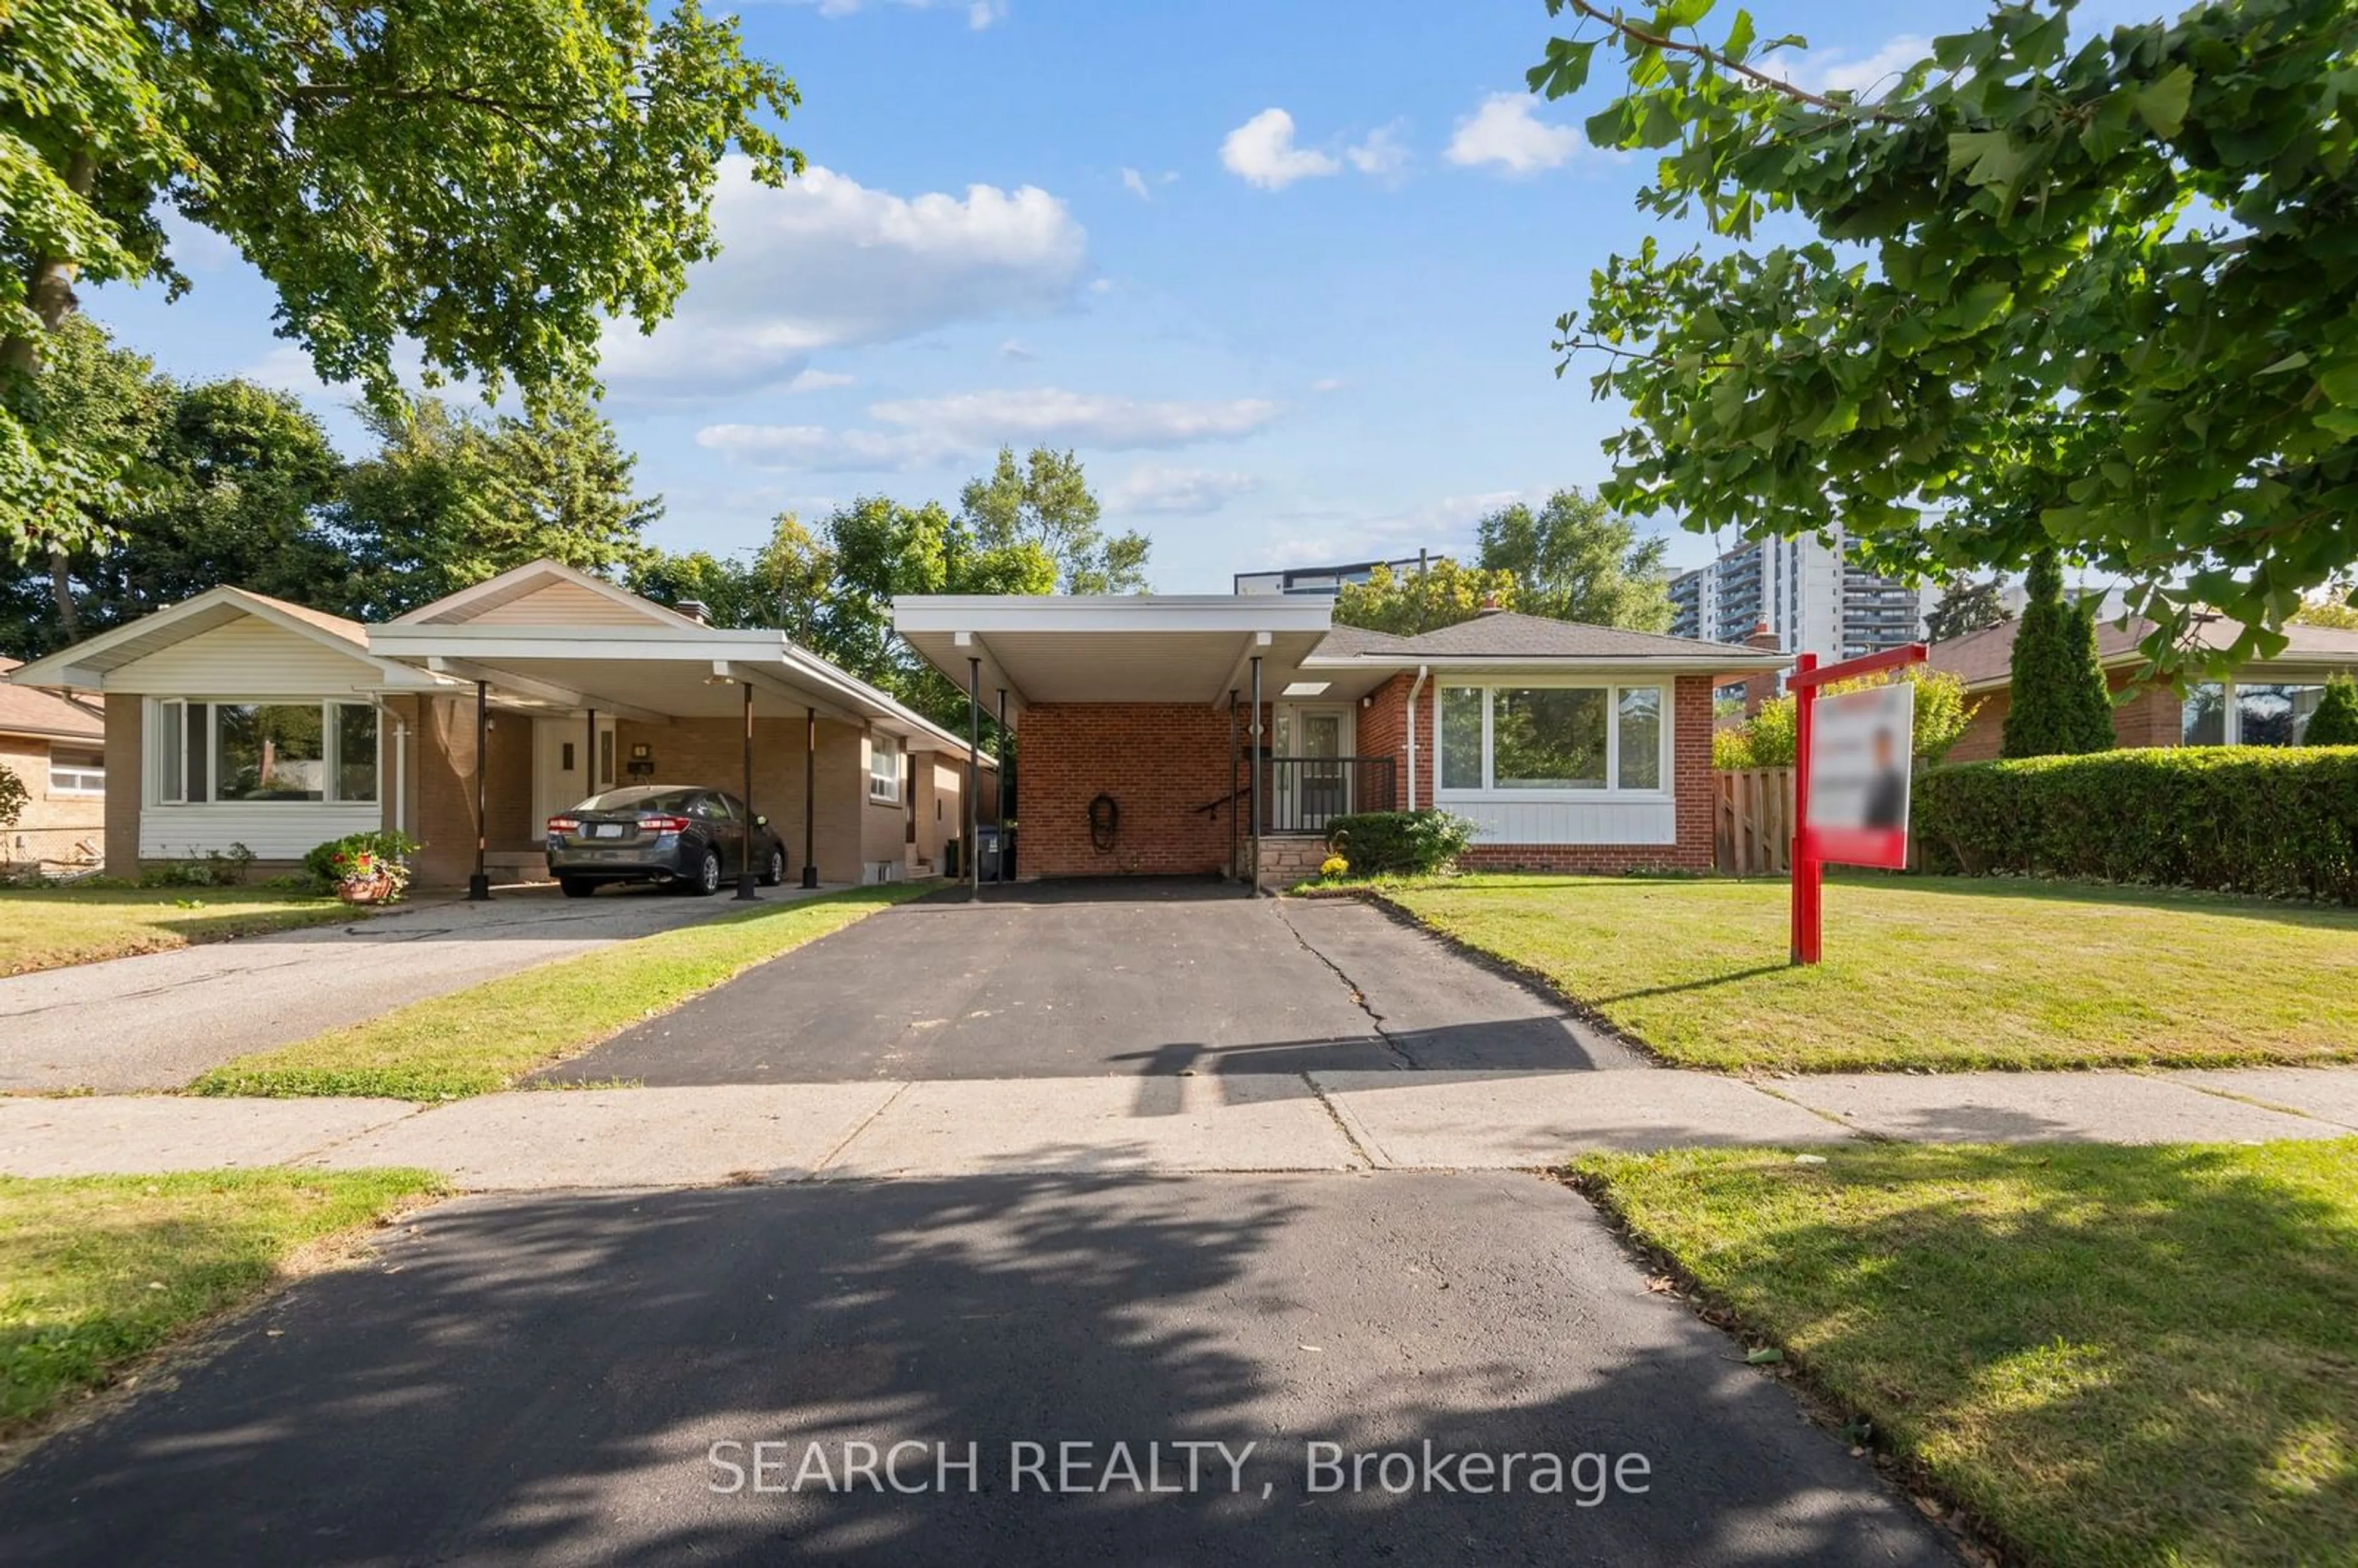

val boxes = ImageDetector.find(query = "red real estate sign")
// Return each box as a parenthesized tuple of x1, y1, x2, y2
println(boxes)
(1788, 643, 1928, 965)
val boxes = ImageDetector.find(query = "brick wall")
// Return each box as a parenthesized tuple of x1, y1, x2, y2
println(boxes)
(104, 695, 142, 880)
(411, 694, 541, 887)
(1946, 671, 2184, 763)
(1019, 703, 1244, 877)
(1357, 673, 1411, 806)
(2, 734, 106, 868)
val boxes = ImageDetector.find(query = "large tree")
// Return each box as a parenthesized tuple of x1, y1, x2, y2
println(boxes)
(1926, 577, 2009, 642)
(1332, 559, 1522, 637)
(2, 0, 799, 581)
(340, 392, 661, 616)
(0, 322, 349, 655)
(2001, 551, 2115, 757)
(1474, 487, 1671, 629)
(960, 446, 1149, 595)
(1527, 0, 2356, 675)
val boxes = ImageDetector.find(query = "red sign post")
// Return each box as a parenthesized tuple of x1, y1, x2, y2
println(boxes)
(1789, 642, 1929, 966)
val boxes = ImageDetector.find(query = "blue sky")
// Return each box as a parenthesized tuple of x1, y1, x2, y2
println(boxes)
(84, 0, 2151, 591)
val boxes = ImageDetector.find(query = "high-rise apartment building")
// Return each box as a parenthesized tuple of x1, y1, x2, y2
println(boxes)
(1667, 533, 1932, 660)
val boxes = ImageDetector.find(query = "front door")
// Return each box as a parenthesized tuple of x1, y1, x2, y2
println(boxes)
(1274, 704, 1353, 831)
(534, 716, 615, 843)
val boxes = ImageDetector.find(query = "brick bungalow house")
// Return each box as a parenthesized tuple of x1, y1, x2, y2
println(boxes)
(1927, 613, 2358, 761)
(4, 560, 992, 890)
(0, 656, 108, 871)
(892, 594, 1786, 887)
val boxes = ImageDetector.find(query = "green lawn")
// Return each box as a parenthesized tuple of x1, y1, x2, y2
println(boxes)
(1, 1169, 444, 1440)
(1573, 1141, 2358, 1568)
(189, 882, 938, 1100)
(0, 887, 356, 977)
(1380, 874, 2358, 1072)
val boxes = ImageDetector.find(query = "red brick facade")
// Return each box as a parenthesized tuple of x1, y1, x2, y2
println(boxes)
(1945, 670, 2183, 763)
(1019, 702, 1258, 877)
(1019, 673, 1718, 880)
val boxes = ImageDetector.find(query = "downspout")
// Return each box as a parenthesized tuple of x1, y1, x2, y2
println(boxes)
(1404, 666, 1428, 812)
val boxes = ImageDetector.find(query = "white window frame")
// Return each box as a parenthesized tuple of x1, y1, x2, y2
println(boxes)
(868, 731, 902, 804)
(1433, 678, 1673, 801)
(2185, 677, 2334, 747)
(48, 748, 106, 796)
(152, 698, 381, 807)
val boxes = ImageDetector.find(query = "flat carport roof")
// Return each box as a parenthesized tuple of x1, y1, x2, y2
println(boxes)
(892, 594, 1379, 711)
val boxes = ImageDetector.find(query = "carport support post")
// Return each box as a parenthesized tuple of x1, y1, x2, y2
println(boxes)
(996, 687, 1009, 854)
(735, 681, 758, 901)
(1248, 656, 1264, 897)
(801, 707, 819, 889)
(1228, 691, 1240, 880)
(467, 679, 491, 902)
(967, 656, 982, 898)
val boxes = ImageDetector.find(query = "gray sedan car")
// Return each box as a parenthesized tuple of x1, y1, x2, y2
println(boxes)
(546, 786, 788, 897)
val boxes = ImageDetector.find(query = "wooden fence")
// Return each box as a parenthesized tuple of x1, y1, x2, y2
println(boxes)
(1714, 767, 1794, 875)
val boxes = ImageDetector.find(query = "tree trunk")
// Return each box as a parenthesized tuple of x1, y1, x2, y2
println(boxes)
(7, 148, 97, 642)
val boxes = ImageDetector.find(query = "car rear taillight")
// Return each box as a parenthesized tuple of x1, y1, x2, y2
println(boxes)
(644, 815, 690, 833)
(546, 816, 580, 834)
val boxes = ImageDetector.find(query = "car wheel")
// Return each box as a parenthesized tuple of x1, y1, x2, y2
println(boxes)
(559, 877, 596, 899)
(760, 847, 785, 887)
(693, 850, 723, 896)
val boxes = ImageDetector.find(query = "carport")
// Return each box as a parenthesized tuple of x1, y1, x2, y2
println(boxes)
(892, 594, 1367, 893)
(369, 561, 989, 895)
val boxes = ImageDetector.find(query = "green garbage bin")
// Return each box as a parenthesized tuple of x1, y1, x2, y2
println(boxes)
(943, 836, 961, 879)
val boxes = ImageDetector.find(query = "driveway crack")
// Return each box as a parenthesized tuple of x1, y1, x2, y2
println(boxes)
(1272, 901, 1417, 1070)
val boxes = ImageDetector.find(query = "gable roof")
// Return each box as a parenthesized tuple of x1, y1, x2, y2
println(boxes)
(0, 657, 104, 742)
(395, 559, 707, 631)
(1928, 613, 2358, 690)
(3, 585, 435, 693)
(1305, 610, 1788, 670)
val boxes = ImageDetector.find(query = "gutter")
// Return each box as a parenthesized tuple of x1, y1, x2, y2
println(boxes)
(1404, 665, 1428, 812)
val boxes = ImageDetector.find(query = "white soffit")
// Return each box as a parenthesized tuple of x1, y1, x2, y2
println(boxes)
(892, 596, 1334, 705)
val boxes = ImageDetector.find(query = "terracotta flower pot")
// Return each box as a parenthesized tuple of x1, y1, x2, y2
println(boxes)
(336, 872, 397, 905)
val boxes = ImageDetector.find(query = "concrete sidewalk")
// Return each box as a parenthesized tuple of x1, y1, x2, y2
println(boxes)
(5, 1065, 2353, 1187)
(0, 885, 838, 1094)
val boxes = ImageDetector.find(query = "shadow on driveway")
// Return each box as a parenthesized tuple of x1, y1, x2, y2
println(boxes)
(0, 1173, 1949, 1566)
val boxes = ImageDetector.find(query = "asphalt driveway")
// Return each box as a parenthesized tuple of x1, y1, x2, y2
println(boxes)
(536, 880, 1641, 1085)
(0, 885, 792, 1093)
(0, 1173, 1952, 1567)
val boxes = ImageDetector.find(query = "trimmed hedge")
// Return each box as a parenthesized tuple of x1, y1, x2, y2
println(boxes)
(1915, 747, 2358, 902)
(1323, 810, 1476, 877)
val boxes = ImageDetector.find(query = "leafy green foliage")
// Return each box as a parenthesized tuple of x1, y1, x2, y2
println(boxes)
(1331, 559, 1521, 636)
(1916, 748, 2358, 901)
(1533, 0, 2358, 677)
(1473, 487, 1671, 629)
(960, 445, 1148, 595)
(1925, 577, 2007, 642)
(2295, 594, 2358, 632)
(340, 392, 660, 618)
(1714, 667, 1976, 768)
(0, 762, 25, 829)
(2306, 675, 2358, 747)
(136, 844, 257, 888)
(1322, 809, 1478, 875)
(2, 0, 800, 561)
(302, 831, 422, 890)
(2002, 551, 2114, 758)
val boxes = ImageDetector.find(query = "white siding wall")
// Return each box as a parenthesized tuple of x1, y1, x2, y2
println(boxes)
(114, 617, 395, 860)
(433, 581, 657, 626)
(104, 619, 383, 696)
(141, 801, 382, 861)
(1452, 798, 1676, 847)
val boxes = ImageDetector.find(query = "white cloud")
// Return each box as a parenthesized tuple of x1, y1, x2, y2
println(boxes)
(1782, 35, 1934, 99)
(1258, 486, 1546, 567)
(787, 0, 1004, 28)
(1110, 464, 1261, 516)
(1345, 123, 1411, 182)
(785, 368, 855, 393)
(1119, 167, 1152, 200)
(698, 388, 1282, 471)
(1444, 93, 1578, 176)
(998, 339, 1038, 361)
(1221, 109, 1341, 190)
(1310, 377, 1344, 394)
(596, 160, 1086, 398)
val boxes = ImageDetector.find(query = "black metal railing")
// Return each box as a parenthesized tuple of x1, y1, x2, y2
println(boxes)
(1258, 756, 1396, 834)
